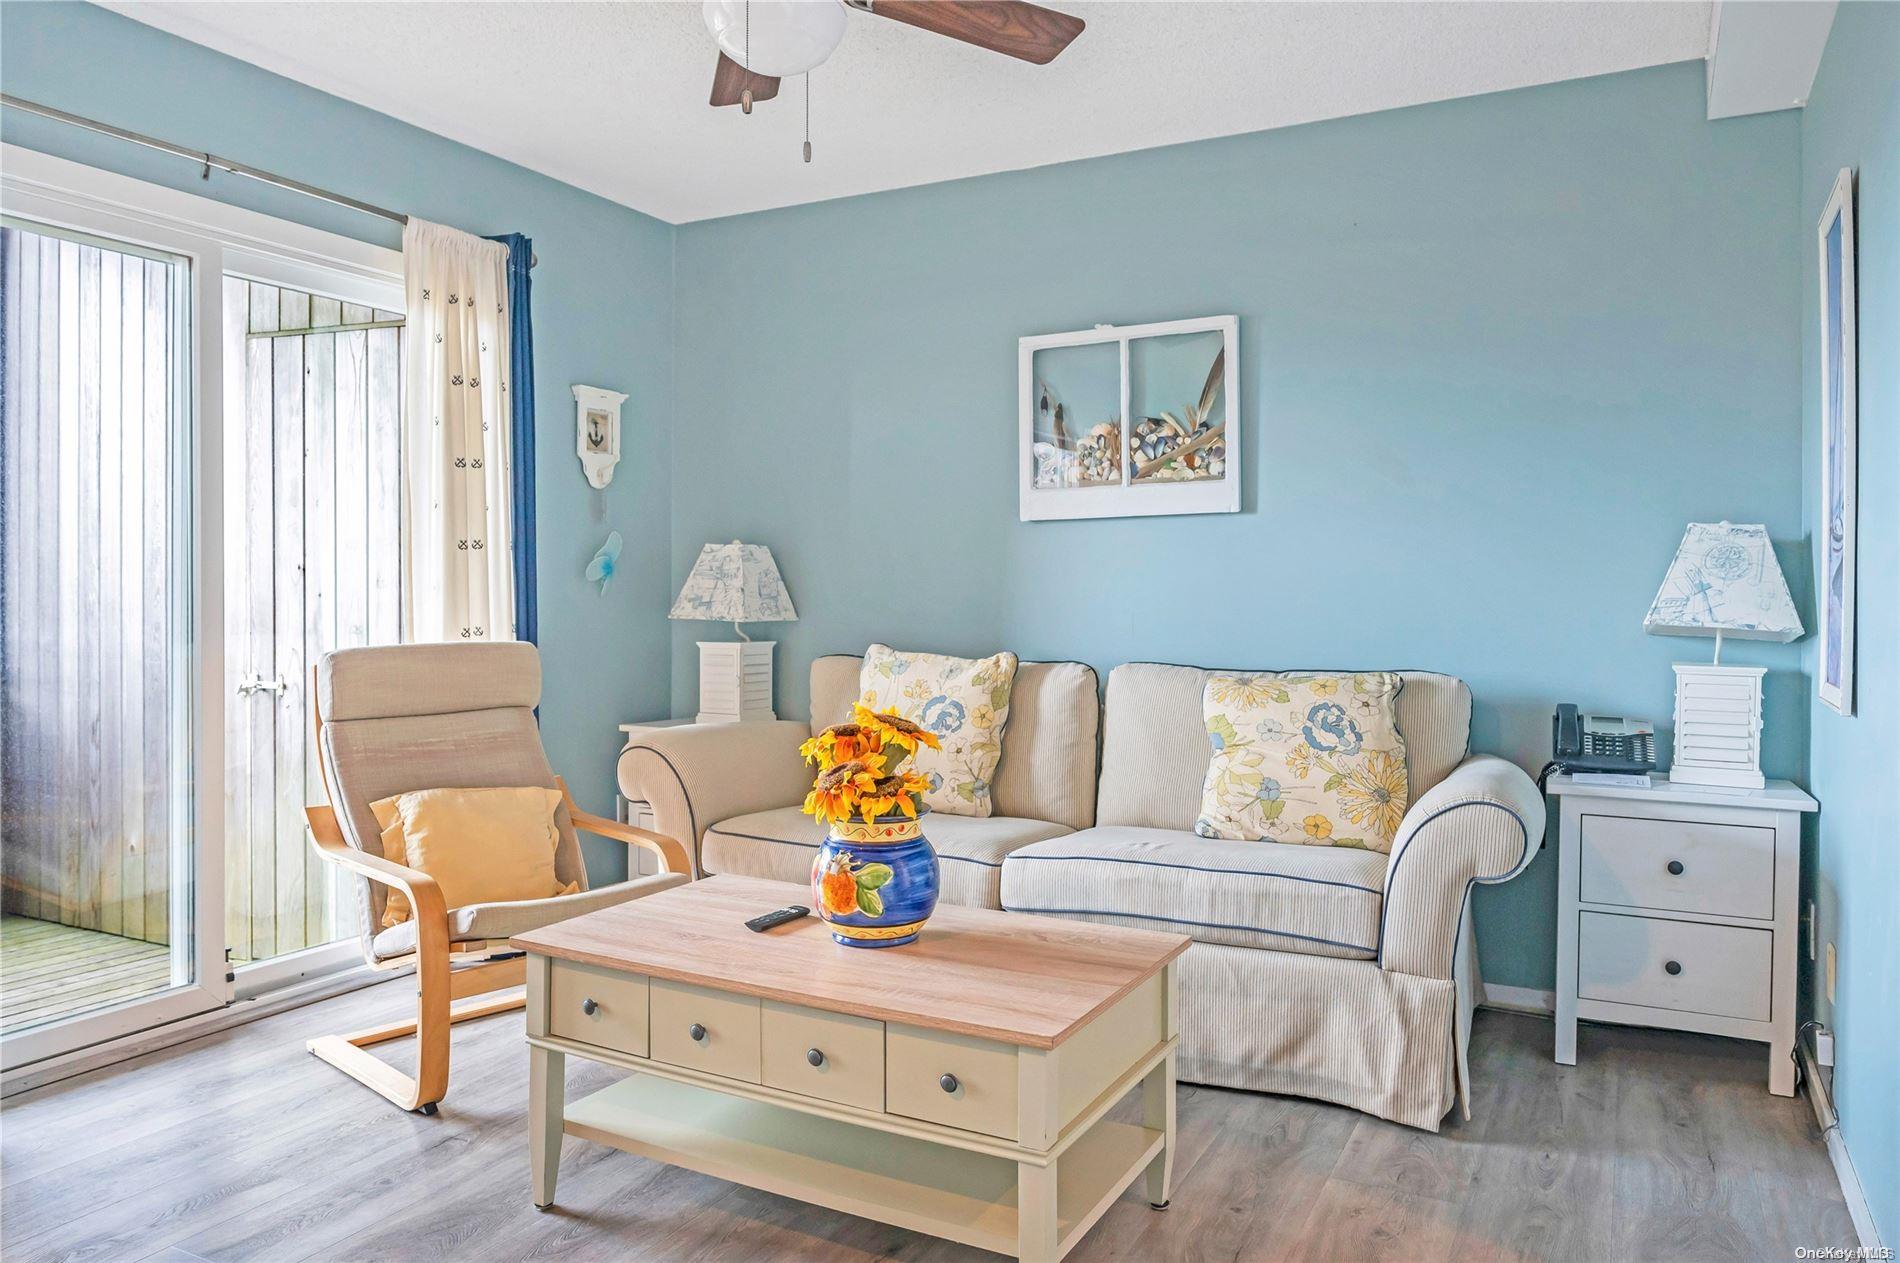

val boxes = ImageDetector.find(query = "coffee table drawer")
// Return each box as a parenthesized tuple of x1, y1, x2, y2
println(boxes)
(651, 979, 761, 1083)
(1578, 911, 1771, 1022)
(548, 960, 649, 1057)
(886, 1025, 1017, 1141)
(1580, 814, 1774, 919)
(760, 1000, 885, 1112)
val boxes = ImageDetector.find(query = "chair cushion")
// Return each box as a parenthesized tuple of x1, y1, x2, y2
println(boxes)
(371, 787, 575, 929)
(702, 806, 1072, 910)
(370, 872, 688, 960)
(999, 826, 1384, 960)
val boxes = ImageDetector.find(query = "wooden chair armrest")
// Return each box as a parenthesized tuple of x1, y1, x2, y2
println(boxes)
(567, 804, 693, 878)
(305, 804, 449, 926)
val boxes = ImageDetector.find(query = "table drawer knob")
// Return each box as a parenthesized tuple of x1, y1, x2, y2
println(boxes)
(939, 1073, 959, 1095)
(1664, 960, 1683, 976)
(581, 997, 599, 1016)
(806, 1047, 825, 1068)
(1666, 860, 1685, 876)
(689, 1022, 707, 1043)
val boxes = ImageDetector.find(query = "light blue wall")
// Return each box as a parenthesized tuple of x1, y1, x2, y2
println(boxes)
(672, 61, 1807, 991)
(4, 10, 1833, 1011)
(1, 2, 675, 881)
(1801, 0, 1898, 1239)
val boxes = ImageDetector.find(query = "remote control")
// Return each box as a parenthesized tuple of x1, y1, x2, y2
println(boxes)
(745, 904, 810, 933)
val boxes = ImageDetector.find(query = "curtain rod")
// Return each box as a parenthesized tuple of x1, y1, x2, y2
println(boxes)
(2, 93, 535, 267)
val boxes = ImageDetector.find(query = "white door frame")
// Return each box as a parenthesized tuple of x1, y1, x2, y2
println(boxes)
(0, 144, 402, 1068)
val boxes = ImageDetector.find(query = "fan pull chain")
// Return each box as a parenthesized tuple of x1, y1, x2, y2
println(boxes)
(804, 74, 812, 163)
(741, 2, 753, 113)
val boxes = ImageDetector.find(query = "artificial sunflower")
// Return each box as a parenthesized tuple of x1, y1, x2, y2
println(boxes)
(1337, 750, 1408, 843)
(802, 759, 883, 825)
(799, 721, 885, 770)
(852, 704, 942, 756)
(856, 769, 933, 821)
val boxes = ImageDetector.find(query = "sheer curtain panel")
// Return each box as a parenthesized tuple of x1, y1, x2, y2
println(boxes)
(401, 219, 514, 642)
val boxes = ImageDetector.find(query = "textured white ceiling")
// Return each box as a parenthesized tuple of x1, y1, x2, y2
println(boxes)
(103, 1, 1713, 224)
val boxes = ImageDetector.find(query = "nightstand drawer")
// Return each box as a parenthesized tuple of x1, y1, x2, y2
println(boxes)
(1579, 814, 1774, 919)
(1578, 911, 1771, 1021)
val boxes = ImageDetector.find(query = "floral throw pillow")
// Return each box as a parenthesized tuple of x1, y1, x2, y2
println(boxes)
(859, 644, 1019, 818)
(1194, 672, 1410, 853)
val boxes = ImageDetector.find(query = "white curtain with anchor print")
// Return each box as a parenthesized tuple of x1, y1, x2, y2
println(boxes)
(402, 219, 515, 642)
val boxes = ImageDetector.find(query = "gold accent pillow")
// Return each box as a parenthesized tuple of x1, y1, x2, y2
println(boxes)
(372, 787, 577, 928)
(858, 644, 1019, 818)
(1194, 672, 1410, 853)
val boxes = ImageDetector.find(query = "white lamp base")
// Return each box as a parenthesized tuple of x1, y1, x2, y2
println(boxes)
(697, 640, 777, 725)
(1669, 663, 1765, 789)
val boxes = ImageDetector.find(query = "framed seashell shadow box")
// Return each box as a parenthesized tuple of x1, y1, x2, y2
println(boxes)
(1018, 314, 1238, 521)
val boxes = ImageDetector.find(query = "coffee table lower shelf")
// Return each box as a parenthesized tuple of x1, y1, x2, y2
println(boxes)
(562, 1073, 1163, 1260)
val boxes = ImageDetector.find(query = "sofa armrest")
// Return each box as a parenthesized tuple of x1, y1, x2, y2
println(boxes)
(616, 720, 812, 875)
(1379, 754, 1544, 979)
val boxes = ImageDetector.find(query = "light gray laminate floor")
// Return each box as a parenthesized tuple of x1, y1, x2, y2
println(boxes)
(0, 978, 1858, 1262)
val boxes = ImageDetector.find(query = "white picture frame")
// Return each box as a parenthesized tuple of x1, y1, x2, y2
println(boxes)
(1018, 315, 1240, 521)
(1818, 168, 1857, 716)
(573, 384, 626, 490)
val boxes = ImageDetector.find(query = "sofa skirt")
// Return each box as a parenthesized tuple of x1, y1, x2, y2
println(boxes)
(1173, 936, 1473, 1132)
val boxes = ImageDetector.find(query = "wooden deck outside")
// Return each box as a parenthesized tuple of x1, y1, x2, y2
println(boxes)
(0, 914, 172, 1035)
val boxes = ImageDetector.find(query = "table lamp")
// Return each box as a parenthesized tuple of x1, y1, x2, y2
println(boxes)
(1643, 522, 1802, 788)
(669, 541, 798, 724)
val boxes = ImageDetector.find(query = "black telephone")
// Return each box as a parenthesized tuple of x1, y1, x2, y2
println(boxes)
(1552, 703, 1656, 774)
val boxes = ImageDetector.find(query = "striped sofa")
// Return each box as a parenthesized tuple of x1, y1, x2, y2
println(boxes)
(618, 655, 1542, 1132)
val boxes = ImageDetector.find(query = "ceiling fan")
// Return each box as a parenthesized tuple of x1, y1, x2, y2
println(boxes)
(703, 0, 1085, 113)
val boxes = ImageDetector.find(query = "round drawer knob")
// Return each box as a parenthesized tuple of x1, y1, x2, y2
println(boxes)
(939, 1073, 960, 1095)
(1666, 860, 1685, 876)
(1664, 960, 1683, 976)
(689, 1022, 707, 1043)
(806, 1047, 825, 1068)
(581, 997, 599, 1016)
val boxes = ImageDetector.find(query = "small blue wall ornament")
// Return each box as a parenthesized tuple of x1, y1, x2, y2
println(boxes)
(586, 530, 623, 596)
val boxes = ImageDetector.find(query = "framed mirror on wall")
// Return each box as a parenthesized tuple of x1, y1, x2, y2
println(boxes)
(1018, 314, 1239, 521)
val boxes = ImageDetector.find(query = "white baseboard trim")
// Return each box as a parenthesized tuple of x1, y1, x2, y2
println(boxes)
(1479, 983, 1556, 1014)
(1, 964, 404, 1098)
(1827, 1125, 1885, 1251)
(1800, 1036, 1885, 1252)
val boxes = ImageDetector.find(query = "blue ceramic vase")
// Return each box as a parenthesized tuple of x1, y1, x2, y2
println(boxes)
(810, 811, 940, 948)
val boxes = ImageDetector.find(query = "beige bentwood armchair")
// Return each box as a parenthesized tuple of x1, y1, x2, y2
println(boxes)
(305, 643, 691, 1114)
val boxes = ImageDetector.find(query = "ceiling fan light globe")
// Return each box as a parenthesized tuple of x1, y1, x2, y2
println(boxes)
(702, 0, 846, 78)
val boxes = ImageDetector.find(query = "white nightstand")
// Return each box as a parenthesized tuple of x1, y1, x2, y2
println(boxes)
(616, 718, 713, 875)
(1549, 773, 1818, 1095)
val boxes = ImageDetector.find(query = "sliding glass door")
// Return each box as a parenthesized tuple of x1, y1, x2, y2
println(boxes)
(0, 218, 214, 1056)
(1, 147, 407, 1069)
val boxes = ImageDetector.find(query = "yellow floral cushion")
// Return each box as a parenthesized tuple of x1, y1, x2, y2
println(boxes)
(858, 644, 1019, 818)
(1194, 672, 1410, 854)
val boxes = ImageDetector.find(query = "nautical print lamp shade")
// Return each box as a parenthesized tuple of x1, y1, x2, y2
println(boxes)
(1643, 522, 1802, 642)
(668, 541, 797, 627)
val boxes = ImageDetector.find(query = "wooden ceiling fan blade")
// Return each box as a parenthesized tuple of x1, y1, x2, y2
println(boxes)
(852, 1, 1084, 65)
(710, 52, 781, 108)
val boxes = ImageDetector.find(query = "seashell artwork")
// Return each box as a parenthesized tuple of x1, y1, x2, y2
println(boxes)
(1021, 316, 1239, 520)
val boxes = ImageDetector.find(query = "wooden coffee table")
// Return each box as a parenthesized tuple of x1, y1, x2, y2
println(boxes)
(511, 874, 1188, 1262)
